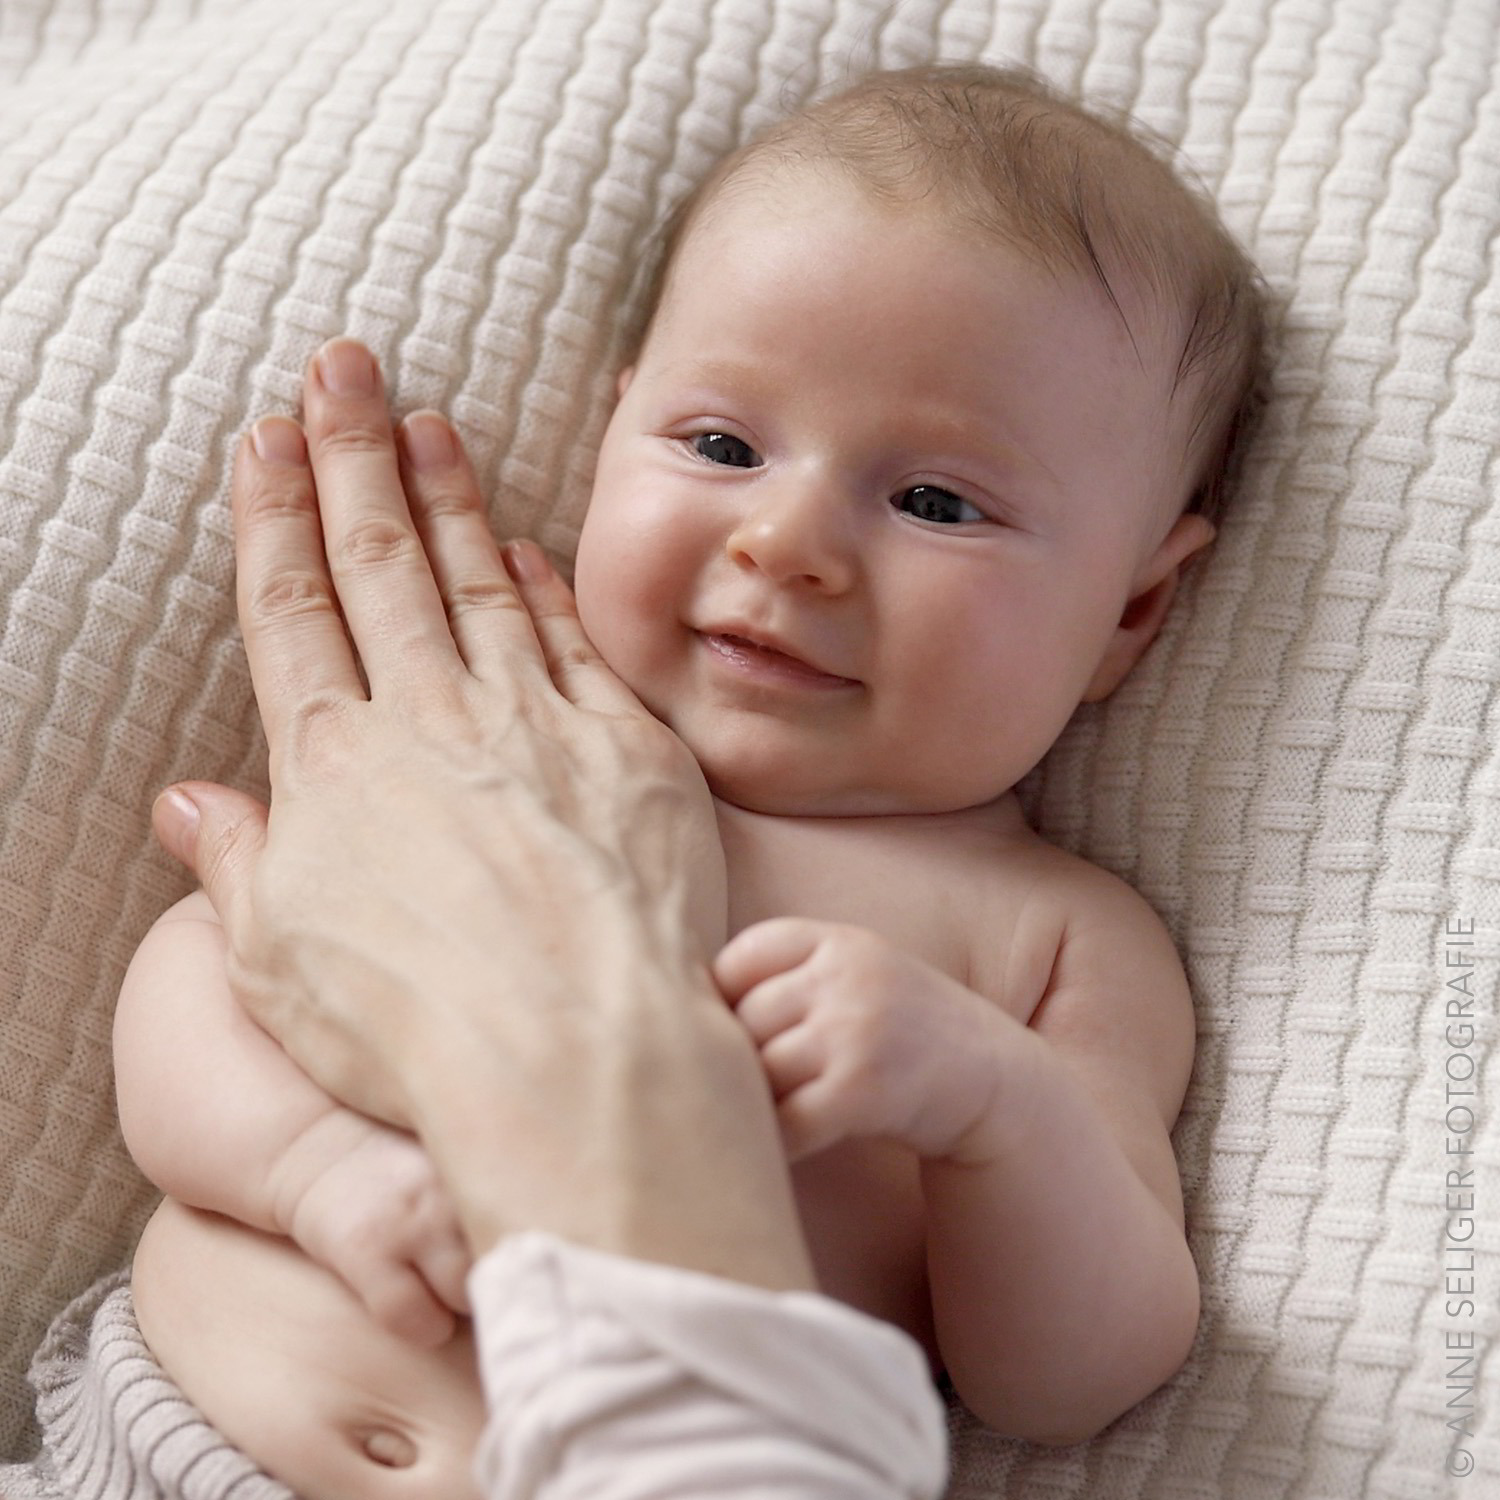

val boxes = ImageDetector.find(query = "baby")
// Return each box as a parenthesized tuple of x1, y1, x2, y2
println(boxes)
(114, 62, 1267, 1500)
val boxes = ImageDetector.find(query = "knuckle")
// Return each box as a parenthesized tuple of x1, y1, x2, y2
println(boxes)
(336, 515, 419, 569)
(314, 418, 394, 460)
(367, 1285, 413, 1332)
(240, 471, 315, 521)
(412, 478, 482, 520)
(247, 569, 340, 624)
(632, 714, 696, 767)
(643, 737, 699, 790)
(344, 1214, 385, 1256)
(192, 817, 239, 887)
(840, 1045, 886, 1095)
(552, 640, 597, 676)
(278, 691, 354, 781)
(837, 922, 879, 956)
(447, 573, 528, 615)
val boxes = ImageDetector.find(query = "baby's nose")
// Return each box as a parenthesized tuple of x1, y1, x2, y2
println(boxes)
(724, 481, 857, 593)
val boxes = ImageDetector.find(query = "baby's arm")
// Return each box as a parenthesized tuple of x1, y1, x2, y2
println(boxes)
(918, 867, 1199, 1446)
(714, 866, 1199, 1447)
(115, 889, 469, 1344)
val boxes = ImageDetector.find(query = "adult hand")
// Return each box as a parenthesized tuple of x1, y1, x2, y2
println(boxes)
(153, 339, 810, 1288)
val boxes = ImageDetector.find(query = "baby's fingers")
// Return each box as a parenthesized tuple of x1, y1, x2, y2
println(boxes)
(774, 1077, 847, 1164)
(713, 917, 831, 1004)
(360, 1261, 459, 1349)
(417, 1228, 473, 1318)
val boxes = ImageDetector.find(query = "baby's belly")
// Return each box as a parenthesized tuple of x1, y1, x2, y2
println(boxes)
(132, 1199, 486, 1500)
(132, 1142, 940, 1499)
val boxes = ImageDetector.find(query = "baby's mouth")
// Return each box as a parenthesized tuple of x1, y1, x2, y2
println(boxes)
(700, 632, 860, 689)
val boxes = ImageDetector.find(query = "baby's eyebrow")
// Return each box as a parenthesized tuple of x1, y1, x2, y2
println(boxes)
(901, 409, 1060, 492)
(654, 356, 769, 395)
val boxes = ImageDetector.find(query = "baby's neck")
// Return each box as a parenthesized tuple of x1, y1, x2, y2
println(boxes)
(712, 788, 1029, 837)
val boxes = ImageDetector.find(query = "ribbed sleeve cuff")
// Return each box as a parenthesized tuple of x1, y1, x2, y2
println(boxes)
(468, 1231, 949, 1500)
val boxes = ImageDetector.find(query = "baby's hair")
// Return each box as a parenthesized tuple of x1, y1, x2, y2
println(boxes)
(628, 63, 1271, 523)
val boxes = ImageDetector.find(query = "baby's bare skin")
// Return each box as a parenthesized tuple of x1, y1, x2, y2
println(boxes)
(123, 118, 1233, 1478)
(134, 1202, 486, 1500)
(132, 788, 1186, 1494)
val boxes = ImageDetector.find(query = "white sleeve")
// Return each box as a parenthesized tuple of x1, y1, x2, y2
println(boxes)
(466, 1230, 950, 1500)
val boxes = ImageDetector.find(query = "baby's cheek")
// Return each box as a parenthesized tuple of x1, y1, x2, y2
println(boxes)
(577, 490, 668, 607)
(572, 537, 639, 665)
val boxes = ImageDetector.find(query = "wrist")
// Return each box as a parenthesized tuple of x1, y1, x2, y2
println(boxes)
(267, 1106, 382, 1238)
(932, 1008, 1047, 1169)
(408, 966, 818, 1292)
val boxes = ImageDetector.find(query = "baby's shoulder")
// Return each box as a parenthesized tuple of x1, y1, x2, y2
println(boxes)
(957, 830, 1189, 1024)
(996, 839, 1195, 1128)
(997, 835, 1172, 933)
(942, 817, 1145, 935)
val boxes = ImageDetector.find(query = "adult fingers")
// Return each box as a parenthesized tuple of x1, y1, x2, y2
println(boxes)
(500, 540, 660, 717)
(151, 782, 269, 939)
(301, 339, 476, 699)
(393, 410, 547, 684)
(233, 419, 366, 746)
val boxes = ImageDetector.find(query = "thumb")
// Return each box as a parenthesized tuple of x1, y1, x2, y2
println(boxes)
(152, 781, 269, 921)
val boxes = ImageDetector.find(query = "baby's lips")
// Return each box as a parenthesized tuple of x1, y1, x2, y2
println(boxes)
(698, 621, 859, 684)
(702, 631, 861, 687)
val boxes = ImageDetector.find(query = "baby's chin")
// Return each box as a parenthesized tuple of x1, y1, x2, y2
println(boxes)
(646, 692, 1029, 818)
(697, 758, 869, 817)
(699, 760, 1011, 820)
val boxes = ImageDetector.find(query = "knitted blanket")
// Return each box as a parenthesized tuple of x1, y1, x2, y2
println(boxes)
(2, 1, 1496, 1495)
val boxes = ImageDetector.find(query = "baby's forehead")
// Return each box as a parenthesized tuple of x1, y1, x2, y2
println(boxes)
(682, 161, 1191, 380)
(690, 153, 1173, 300)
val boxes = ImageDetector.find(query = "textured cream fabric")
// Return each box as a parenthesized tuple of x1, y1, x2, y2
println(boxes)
(1, 0, 1496, 1495)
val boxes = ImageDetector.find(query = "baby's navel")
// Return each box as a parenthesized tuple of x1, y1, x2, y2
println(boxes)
(359, 1426, 419, 1469)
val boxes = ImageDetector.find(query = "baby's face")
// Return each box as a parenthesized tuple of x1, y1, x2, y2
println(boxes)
(574, 165, 1204, 816)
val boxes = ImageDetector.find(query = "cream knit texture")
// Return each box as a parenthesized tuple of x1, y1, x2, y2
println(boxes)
(1, 1, 1497, 1496)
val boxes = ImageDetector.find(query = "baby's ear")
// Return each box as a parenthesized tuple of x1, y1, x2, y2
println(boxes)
(1080, 512, 1216, 703)
(614, 364, 635, 401)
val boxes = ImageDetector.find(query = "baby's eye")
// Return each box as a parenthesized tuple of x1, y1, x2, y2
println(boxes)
(894, 485, 987, 525)
(692, 432, 762, 468)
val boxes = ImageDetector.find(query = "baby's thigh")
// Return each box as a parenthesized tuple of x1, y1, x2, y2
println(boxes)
(132, 1199, 485, 1500)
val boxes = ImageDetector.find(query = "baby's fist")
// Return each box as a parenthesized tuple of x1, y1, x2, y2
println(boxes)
(713, 918, 1004, 1163)
(272, 1112, 471, 1346)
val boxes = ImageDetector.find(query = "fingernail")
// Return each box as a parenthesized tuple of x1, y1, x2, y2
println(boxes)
(400, 411, 456, 471)
(154, 788, 200, 863)
(316, 339, 378, 398)
(251, 417, 307, 466)
(503, 539, 546, 582)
